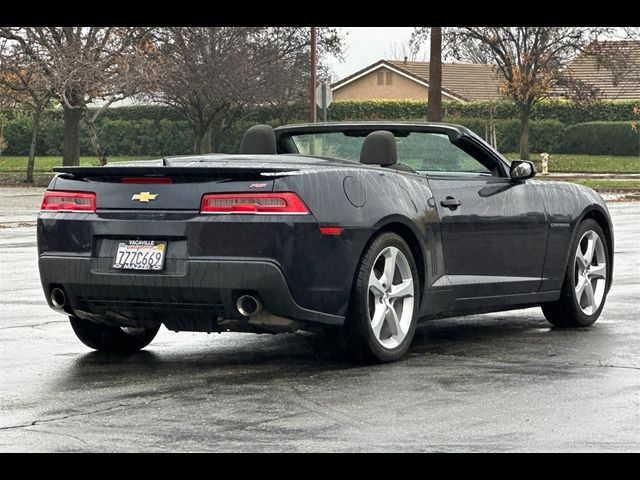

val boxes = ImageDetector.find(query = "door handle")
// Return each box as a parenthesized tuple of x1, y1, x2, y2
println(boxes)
(441, 197, 461, 210)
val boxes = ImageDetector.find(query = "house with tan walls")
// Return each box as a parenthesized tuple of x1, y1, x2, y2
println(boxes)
(331, 59, 504, 102)
(333, 41, 640, 103)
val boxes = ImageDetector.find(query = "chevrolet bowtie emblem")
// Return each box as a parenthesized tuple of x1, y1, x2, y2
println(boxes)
(131, 192, 158, 202)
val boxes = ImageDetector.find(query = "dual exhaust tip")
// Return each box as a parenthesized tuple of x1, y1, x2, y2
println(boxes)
(236, 294, 262, 317)
(50, 287, 67, 309)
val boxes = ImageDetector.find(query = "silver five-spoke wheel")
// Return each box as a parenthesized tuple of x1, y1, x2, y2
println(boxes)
(574, 230, 607, 315)
(542, 218, 610, 328)
(368, 246, 415, 349)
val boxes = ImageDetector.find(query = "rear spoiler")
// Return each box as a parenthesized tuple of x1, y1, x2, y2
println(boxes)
(53, 164, 300, 179)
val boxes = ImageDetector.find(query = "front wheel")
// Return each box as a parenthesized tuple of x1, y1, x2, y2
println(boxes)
(345, 232, 419, 363)
(542, 219, 610, 327)
(69, 317, 160, 353)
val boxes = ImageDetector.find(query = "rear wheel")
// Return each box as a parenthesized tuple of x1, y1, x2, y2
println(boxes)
(345, 232, 419, 363)
(69, 317, 160, 353)
(542, 219, 610, 327)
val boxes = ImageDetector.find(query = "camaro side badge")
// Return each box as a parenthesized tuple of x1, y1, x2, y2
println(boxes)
(131, 192, 158, 202)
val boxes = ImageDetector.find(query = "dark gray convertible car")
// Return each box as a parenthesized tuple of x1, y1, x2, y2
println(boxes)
(37, 122, 613, 362)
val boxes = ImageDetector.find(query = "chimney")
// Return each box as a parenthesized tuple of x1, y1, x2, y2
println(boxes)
(404, 56, 408, 65)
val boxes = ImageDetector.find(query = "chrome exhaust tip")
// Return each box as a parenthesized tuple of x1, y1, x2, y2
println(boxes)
(236, 295, 262, 317)
(51, 287, 67, 309)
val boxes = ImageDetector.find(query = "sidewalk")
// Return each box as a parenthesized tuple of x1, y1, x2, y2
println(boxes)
(0, 187, 45, 227)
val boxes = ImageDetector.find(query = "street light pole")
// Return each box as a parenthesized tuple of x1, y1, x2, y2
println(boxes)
(310, 26, 317, 123)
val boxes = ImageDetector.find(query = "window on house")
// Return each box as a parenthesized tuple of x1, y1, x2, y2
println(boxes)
(377, 71, 384, 85)
(386, 71, 393, 85)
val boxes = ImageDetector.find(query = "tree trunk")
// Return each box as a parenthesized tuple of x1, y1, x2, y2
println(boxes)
(193, 126, 205, 154)
(427, 27, 443, 122)
(201, 126, 212, 153)
(25, 105, 42, 184)
(518, 104, 531, 160)
(210, 126, 221, 153)
(62, 107, 83, 166)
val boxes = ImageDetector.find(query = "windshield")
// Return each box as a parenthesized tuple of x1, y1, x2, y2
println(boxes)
(287, 130, 491, 174)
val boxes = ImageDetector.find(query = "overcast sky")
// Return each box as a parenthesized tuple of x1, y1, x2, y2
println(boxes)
(327, 27, 417, 80)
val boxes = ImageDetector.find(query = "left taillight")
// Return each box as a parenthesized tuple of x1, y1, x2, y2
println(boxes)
(200, 192, 309, 215)
(41, 191, 96, 212)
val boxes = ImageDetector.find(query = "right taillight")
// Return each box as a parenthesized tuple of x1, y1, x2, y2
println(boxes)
(41, 191, 96, 212)
(200, 192, 309, 215)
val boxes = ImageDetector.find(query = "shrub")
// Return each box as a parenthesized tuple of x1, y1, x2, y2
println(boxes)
(439, 117, 566, 153)
(561, 122, 640, 156)
(327, 99, 640, 124)
(1, 100, 638, 157)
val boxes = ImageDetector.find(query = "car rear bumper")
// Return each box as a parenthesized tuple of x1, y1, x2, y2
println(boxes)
(39, 255, 344, 331)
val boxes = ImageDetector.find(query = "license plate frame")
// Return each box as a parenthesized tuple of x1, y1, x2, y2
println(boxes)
(113, 240, 167, 271)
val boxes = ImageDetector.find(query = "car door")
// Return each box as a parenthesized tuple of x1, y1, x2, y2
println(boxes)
(418, 134, 548, 299)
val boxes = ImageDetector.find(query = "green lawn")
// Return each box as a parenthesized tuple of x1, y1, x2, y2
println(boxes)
(504, 153, 640, 174)
(546, 178, 640, 190)
(0, 156, 156, 173)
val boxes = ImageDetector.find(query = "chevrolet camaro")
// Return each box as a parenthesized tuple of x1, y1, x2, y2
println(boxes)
(37, 122, 614, 362)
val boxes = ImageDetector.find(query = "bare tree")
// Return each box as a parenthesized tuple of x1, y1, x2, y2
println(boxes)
(0, 49, 53, 183)
(445, 27, 614, 160)
(387, 40, 428, 62)
(0, 27, 157, 166)
(150, 27, 343, 154)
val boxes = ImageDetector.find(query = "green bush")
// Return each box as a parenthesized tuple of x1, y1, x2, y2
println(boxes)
(3, 114, 35, 155)
(326, 99, 640, 124)
(561, 122, 640, 156)
(1, 100, 638, 158)
(1, 115, 193, 157)
(438, 117, 566, 153)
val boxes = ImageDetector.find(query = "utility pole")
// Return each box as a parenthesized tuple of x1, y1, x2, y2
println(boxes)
(310, 26, 317, 123)
(427, 27, 443, 122)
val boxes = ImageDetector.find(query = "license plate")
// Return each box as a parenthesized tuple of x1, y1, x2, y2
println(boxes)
(113, 240, 167, 271)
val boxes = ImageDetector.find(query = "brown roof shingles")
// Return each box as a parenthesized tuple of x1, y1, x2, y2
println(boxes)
(557, 40, 640, 100)
(387, 60, 504, 101)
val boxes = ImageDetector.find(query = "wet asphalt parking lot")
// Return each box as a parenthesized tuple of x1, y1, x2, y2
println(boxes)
(1, 188, 639, 452)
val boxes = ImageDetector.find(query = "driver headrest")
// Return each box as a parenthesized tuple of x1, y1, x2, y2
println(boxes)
(360, 130, 397, 166)
(239, 125, 277, 155)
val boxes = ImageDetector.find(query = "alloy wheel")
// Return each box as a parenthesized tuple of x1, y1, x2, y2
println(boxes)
(574, 230, 607, 315)
(367, 246, 415, 348)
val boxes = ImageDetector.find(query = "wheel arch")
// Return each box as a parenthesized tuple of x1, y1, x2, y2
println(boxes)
(579, 207, 614, 292)
(357, 216, 428, 307)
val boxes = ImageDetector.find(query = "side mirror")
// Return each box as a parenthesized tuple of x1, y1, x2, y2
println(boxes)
(510, 160, 536, 181)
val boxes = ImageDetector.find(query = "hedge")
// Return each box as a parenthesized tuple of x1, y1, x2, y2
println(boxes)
(1, 114, 193, 156)
(447, 118, 566, 153)
(561, 122, 640, 156)
(327, 99, 640, 124)
(0, 99, 638, 157)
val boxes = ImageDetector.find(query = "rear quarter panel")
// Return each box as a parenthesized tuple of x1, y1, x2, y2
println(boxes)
(274, 166, 443, 310)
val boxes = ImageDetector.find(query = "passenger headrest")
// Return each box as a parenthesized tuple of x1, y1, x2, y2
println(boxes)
(239, 125, 277, 155)
(360, 130, 397, 166)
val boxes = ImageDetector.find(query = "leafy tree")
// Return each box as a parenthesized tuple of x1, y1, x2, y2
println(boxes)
(442, 27, 612, 159)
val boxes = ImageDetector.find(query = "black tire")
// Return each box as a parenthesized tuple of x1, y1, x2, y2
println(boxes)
(69, 317, 160, 353)
(344, 232, 419, 363)
(542, 219, 610, 328)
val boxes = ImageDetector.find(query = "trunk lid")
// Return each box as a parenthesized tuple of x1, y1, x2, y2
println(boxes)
(52, 156, 313, 211)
